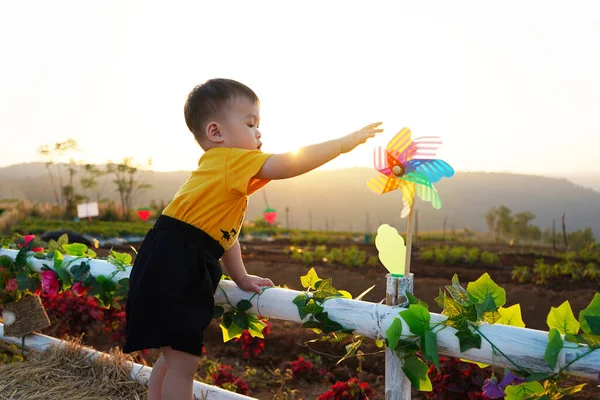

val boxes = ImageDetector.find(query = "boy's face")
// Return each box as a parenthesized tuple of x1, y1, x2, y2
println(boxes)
(219, 97, 262, 151)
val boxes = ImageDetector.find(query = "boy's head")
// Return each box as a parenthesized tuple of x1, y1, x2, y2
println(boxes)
(184, 78, 261, 151)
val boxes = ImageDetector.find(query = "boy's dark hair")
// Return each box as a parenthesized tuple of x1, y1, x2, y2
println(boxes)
(184, 78, 259, 147)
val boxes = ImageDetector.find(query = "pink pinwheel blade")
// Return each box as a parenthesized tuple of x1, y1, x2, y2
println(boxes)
(412, 136, 443, 159)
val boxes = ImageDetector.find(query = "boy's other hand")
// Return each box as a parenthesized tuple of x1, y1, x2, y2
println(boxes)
(341, 122, 383, 154)
(237, 274, 275, 294)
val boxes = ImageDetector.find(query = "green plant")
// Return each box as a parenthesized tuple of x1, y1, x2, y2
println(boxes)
(480, 251, 499, 265)
(342, 246, 367, 268)
(420, 248, 435, 262)
(511, 266, 532, 284)
(465, 247, 481, 264)
(1, 233, 130, 309)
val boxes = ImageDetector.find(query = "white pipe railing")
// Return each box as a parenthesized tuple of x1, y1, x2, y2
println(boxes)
(0, 248, 599, 391)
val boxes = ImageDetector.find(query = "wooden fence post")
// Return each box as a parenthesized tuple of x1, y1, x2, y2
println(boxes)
(385, 273, 414, 400)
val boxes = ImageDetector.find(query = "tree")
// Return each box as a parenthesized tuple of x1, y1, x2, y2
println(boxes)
(485, 206, 497, 234)
(567, 228, 596, 251)
(80, 163, 109, 203)
(511, 211, 536, 242)
(37, 139, 80, 216)
(107, 158, 152, 221)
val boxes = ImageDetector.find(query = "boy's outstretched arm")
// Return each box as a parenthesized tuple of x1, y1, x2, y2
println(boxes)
(255, 122, 383, 180)
(221, 239, 274, 294)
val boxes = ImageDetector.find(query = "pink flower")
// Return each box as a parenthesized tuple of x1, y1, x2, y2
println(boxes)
(72, 281, 86, 296)
(41, 270, 59, 295)
(6, 278, 18, 292)
(23, 235, 35, 246)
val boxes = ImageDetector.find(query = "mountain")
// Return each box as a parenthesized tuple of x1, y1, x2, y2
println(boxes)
(1, 163, 599, 236)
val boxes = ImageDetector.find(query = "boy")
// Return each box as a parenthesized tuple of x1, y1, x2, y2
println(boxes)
(124, 78, 382, 400)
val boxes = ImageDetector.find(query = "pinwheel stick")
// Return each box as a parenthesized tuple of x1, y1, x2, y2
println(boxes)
(404, 204, 415, 275)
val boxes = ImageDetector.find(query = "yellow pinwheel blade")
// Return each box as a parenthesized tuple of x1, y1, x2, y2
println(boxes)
(387, 128, 412, 155)
(367, 174, 399, 194)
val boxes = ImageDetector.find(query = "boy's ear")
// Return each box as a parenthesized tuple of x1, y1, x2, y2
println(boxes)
(206, 121, 224, 143)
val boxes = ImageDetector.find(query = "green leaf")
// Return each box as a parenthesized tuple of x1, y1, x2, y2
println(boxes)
(86, 249, 97, 258)
(375, 339, 384, 348)
(439, 293, 477, 331)
(57, 233, 69, 247)
(221, 320, 244, 342)
(547, 300, 580, 335)
(63, 243, 88, 257)
(314, 312, 345, 333)
(312, 278, 342, 301)
(236, 299, 252, 312)
(302, 300, 324, 315)
(386, 317, 403, 350)
(422, 330, 440, 372)
(577, 333, 600, 347)
(401, 355, 432, 391)
(53, 250, 71, 287)
(300, 321, 323, 334)
(396, 339, 420, 353)
(445, 274, 472, 305)
(84, 275, 100, 296)
(16, 272, 38, 292)
(544, 328, 563, 370)
(584, 316, 600, 336)
(70, 261, 90, 282)
(222, 310, 234, 328)
(455, 329, 482, 352)
(338, 290, 352, 299)
(497, 304, 526, 327)
(213, 305, 225, 319)
(504, 381, 544, 400)
(248, 320, 267, 338)
(407, 292, 429, 309)
(466, 272, 506, 307)
(474, 293, 501, 324)
(233, 312, 249, 330)
(53, 250, 63, 270)
(114, 278, 129, 298)
(293, 294, 309, 319)
(579, 293, 600, 335)
(399, 305, 430, 337)
(111, 250, 132, 265)
(300, 267, 321, 290)
(47, 239, 59, 253)
(524, 372, 551, 382)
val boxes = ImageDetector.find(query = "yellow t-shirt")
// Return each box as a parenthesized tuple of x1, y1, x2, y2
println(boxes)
(162, 147, 272, 250)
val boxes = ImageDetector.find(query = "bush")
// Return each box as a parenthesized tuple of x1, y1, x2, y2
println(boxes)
(40, 291, 126, 345)
(426, 356, 490, 399)
(511, 266, 531, 283)
(465, 248, 481, 264)
(317, 377, 374, 400)
(480, 251, 499, 265)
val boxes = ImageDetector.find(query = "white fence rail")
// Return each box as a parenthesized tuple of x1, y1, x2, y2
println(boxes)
(0, 248, 599, 399)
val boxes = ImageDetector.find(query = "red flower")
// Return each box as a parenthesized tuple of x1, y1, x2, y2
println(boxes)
(41, 270, 59, 295)
(72, 281, 86, 295)
(19, 235, 44, 252)
(5, 278, 18, 292)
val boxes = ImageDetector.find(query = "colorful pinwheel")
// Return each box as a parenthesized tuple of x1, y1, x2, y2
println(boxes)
(367, 128, 454, 218)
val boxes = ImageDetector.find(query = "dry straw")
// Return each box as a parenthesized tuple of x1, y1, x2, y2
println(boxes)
(0, 336, 148, 399)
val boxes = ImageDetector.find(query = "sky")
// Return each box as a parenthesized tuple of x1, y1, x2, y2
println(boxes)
(1, 1, 599, 177)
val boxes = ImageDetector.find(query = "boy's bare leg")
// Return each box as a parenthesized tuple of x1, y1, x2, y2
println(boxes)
(148, 352, 168, 400)
(161, 346, 200, 400)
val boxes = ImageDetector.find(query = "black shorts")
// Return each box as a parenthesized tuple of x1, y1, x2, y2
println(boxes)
(123, 215, 224, 356)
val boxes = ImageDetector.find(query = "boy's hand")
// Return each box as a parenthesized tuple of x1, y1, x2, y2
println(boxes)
(236, 274, 274, 294)
(340, 122, 383, 154)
